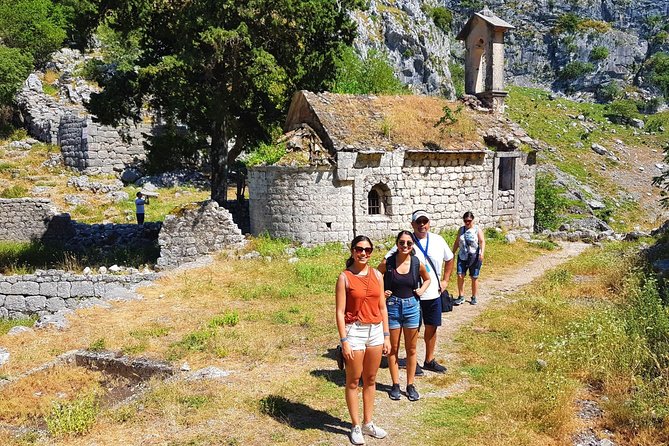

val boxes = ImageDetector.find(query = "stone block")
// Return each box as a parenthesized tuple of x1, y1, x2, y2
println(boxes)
(25, 295, 47, 312)
(70, 281, 95, 297)
(5, 295, 26, 311)
(57, 282, 71, 298)
(9, 281, 39, 295)
(0, 282, 9, 294)
(46, 297, 66, 312)
(39, 282, 58, 296)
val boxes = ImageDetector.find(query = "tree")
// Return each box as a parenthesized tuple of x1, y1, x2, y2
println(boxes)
(86, 0, 364, 204)
(0, 47, 33, 105)
(0, 0, 67, 64)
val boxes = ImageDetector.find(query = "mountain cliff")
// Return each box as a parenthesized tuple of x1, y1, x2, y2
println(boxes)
(355, 0, 669, 103)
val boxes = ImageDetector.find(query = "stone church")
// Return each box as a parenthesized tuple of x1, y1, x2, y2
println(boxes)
(248, 8, 536, 244)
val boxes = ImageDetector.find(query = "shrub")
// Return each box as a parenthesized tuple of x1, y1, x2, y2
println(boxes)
(597, 82, 622, 103)
(534, 173, 567, 232)
(559, 61, 594, 80)
(577, 19, 611, 33)
(449, 61, 465, 98)
(605, 99, 642, 124)
(0, 46, 33, 105)
(589, 46, 610, 62)
(553, 13, 582, 34)
(245, 141, 287, 167)
(330, 47, 407, 95)
(427, 6, 453, 34)
(46, 394, 98, 436)
(646, 52, 669, 101)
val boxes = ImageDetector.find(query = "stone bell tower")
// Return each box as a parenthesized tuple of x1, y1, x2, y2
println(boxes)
(456, 7, 514, 113)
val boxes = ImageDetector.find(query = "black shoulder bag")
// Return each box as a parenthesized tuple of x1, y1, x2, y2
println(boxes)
(421, 253, 452, 313)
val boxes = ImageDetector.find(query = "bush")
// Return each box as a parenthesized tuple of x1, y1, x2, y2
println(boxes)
(427, 6, 452, 34)
(0, 46, 33, 105)
(597, 82, 622, 103)
(589, 46, 610, 62)
(449, 61, 465, 98)
(554, 13, 582, 34)
(605, 99, 642, 124)
(245, 141, 287, 167)
(559, 61, 594, 80)
(577, 19, 611, 33)
(534, 173, 567, 232)
(330, 47, 407, 95)
(646, 52, 669, 101)
(46, 394, 98, 436)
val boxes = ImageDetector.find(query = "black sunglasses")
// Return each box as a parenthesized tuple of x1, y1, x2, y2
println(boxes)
(464, 219, 473, 223)
(398, 240, 413, 247)
(353, 246, 373, 255)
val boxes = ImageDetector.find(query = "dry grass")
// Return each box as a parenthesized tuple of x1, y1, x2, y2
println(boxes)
(0, 235, 557, 445)
(312, 93, 486, 150)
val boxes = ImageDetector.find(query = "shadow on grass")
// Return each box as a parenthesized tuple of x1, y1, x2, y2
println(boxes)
(259, 395, 348, 435)
(310, 369, 393, 397)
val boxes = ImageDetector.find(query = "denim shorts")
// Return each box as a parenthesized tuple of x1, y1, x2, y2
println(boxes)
(457, 256, 482, 278)
(386, 296, 421, 330)
(345, 321, 384, 351)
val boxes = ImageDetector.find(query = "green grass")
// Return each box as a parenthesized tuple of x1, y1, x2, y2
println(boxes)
(0, 316, 36, 335)
(423, 240, 669, 445)
(45, 393, 99, 437)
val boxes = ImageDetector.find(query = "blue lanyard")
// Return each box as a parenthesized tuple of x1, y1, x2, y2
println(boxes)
(412, 233, 430, 272)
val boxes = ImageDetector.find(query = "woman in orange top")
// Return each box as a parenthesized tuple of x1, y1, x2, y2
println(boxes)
(336, 235, 391, 445)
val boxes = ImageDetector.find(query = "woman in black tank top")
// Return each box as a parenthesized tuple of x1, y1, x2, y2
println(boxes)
(378, 231, 431, 402)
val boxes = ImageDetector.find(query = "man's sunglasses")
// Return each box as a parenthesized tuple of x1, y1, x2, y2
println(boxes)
(398, 240, 413, 247)
(353, 246, 373, 254)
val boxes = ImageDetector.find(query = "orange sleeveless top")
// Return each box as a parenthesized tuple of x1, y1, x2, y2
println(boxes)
(344, 269, 382, 324)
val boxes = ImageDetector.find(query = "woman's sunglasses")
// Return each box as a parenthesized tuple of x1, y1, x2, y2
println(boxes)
(398, 240, 413, 247)
(464, 219, 473, 223)
(353, 246, 373, 255)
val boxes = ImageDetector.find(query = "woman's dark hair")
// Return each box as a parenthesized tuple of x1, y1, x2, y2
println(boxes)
(463, 211, 474, 220)
(346, 235, 373, 268)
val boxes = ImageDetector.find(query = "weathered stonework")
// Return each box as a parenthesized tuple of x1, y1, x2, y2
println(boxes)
(0, 198, 70, 243)
(249, 149, 535, 244)
(16, 76, 151, 175)
(157, 200, 247, 269)
(0, 270, 158, 319)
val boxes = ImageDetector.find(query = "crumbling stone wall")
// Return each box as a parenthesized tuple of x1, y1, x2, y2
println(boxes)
(157, 200, 247, 269)
(16, 76, 150, 175)
(0, 271, 158, 319)
(0, 198, 64, 242)
(248, 149, 536, 244)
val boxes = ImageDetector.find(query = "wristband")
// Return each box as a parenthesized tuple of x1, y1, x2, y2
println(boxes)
(340, 337, 348, 344)
(383, 332, 390, 337)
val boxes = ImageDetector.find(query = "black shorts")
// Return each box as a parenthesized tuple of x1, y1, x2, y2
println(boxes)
(420, 298, 442, 327)
(136, 213, 145, 225)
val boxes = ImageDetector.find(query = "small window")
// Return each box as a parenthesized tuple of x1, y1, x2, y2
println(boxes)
(368, 189, 381, 215)
(498, 157, 516, 191)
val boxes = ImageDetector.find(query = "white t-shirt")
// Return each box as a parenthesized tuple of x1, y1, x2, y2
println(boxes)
(385, 232, 454, 300)
(135, 198, 146, 213)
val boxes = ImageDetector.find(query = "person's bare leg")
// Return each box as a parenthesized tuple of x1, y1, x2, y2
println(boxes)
(361, 345, 383, 424)
(388, 328, 401, 385)
(471, 277, 478, 297)
(404, 327, 419, 384)
(344, 349, 365, 426)
(424, 324, 438, 363)
(457, 274, 465, 296)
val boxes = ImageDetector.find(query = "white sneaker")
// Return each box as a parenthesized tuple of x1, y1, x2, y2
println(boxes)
(350, 425, 365, 445)
(362, 422, 388, 439)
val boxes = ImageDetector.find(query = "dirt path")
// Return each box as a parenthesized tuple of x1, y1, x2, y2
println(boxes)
(321, 241, 591, 446)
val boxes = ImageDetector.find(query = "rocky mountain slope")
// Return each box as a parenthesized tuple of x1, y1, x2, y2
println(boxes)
(355, 0, 669, 102)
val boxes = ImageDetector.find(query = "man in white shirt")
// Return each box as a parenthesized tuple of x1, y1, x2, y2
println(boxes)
(381, 210, 454, 374)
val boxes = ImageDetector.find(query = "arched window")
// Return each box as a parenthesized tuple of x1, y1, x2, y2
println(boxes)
(368, 189, 381, 214)
(367, 183, 391, 215)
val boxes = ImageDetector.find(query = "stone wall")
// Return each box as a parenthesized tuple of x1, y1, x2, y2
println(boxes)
(249, 167, 354, 244)
(0, 198, 67, 242)
(16, 76, 150, 175)
(157, 200, 247, 269)
(248, 149, 536, 243)
(58, 114, 150, 174)
(0, 270, 158, 319)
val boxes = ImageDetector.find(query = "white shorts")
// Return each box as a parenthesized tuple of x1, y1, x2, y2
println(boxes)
(345, 321, 384, 351)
